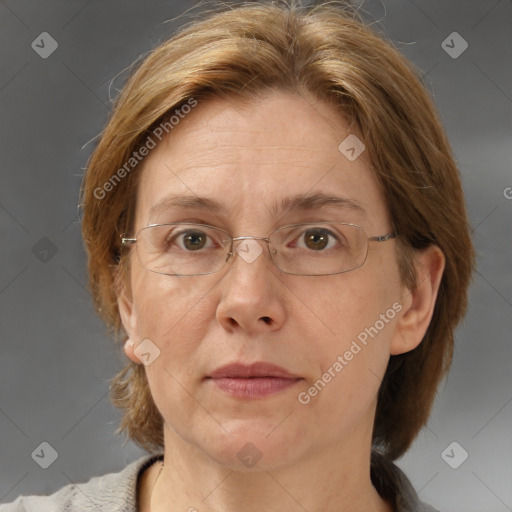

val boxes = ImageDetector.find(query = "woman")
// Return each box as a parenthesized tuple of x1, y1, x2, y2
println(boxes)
(1, 1, 474, 511)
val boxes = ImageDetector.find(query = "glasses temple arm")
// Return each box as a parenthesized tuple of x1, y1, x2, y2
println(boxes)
(368, 233, 397, 242)
(121, 237, 137, 246)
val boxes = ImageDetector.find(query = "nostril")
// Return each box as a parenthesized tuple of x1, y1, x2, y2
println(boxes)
(260, 316, 272, 324)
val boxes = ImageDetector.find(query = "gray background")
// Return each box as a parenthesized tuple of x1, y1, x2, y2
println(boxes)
(0, 1, 511, 511)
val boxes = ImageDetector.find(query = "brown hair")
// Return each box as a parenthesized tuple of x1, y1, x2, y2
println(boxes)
(80, 0, 475, 460)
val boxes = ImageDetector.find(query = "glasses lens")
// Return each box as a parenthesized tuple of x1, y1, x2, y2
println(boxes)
(269, 223, 367, 275)
(136, 224, 231, 276)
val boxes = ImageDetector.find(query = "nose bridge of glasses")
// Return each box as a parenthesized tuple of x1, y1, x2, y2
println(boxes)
(228, 235, 274, 257)
(231, 235, 270, 243)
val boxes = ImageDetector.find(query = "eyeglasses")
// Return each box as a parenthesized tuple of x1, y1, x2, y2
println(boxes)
(121, 222, 396, 277)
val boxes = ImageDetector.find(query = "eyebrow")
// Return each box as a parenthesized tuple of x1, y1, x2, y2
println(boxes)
(148, 192, 367, 219)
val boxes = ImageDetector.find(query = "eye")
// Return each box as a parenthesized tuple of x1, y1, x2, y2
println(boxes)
(169, 228, 218, 251)
(294, 227, 340, 251)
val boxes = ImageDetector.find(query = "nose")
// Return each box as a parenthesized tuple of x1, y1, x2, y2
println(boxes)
(216, 237, 286, 333)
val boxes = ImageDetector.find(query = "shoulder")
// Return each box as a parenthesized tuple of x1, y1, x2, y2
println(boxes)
(370, 450, 442, 512)
(0, 453, 163, 512)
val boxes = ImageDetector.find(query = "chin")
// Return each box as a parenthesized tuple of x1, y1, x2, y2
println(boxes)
(200, 420, 307, 471)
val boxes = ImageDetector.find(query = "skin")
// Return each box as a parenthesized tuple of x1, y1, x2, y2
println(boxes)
(118, 90, 445, 512)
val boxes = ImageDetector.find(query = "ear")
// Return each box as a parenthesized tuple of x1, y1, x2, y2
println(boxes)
(390, 245, 445, 356)
(122, 338, 141, 364)
(117, 285, 142, 365)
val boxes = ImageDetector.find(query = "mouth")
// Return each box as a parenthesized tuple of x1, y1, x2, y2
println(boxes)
(206, 362, 303, 399)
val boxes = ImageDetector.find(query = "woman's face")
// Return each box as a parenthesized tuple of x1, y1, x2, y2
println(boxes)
(119, 90, 407, 469)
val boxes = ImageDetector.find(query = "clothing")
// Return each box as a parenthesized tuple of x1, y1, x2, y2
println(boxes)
(0, 451, 440, 512)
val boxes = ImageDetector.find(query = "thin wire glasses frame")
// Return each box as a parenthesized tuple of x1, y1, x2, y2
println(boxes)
(120, 222, 397, 277)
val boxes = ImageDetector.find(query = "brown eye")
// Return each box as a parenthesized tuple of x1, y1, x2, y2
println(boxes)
(180, 230, 208, 251)
(302, 228, 334, 251)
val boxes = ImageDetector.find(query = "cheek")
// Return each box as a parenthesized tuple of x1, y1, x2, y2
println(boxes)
(297, 316, 394, 440)
(295, 267, 399, 416)
(130, 271, 218, 353)
(130, 274, 219, 413)
(311, 268, 393, 338)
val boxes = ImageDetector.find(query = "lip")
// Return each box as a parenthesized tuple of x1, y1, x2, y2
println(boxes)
(206, 362, 302, 399)
(209, 362, 300, 379)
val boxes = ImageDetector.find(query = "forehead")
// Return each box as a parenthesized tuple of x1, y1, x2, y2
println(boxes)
(133, 91, 389, 231)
